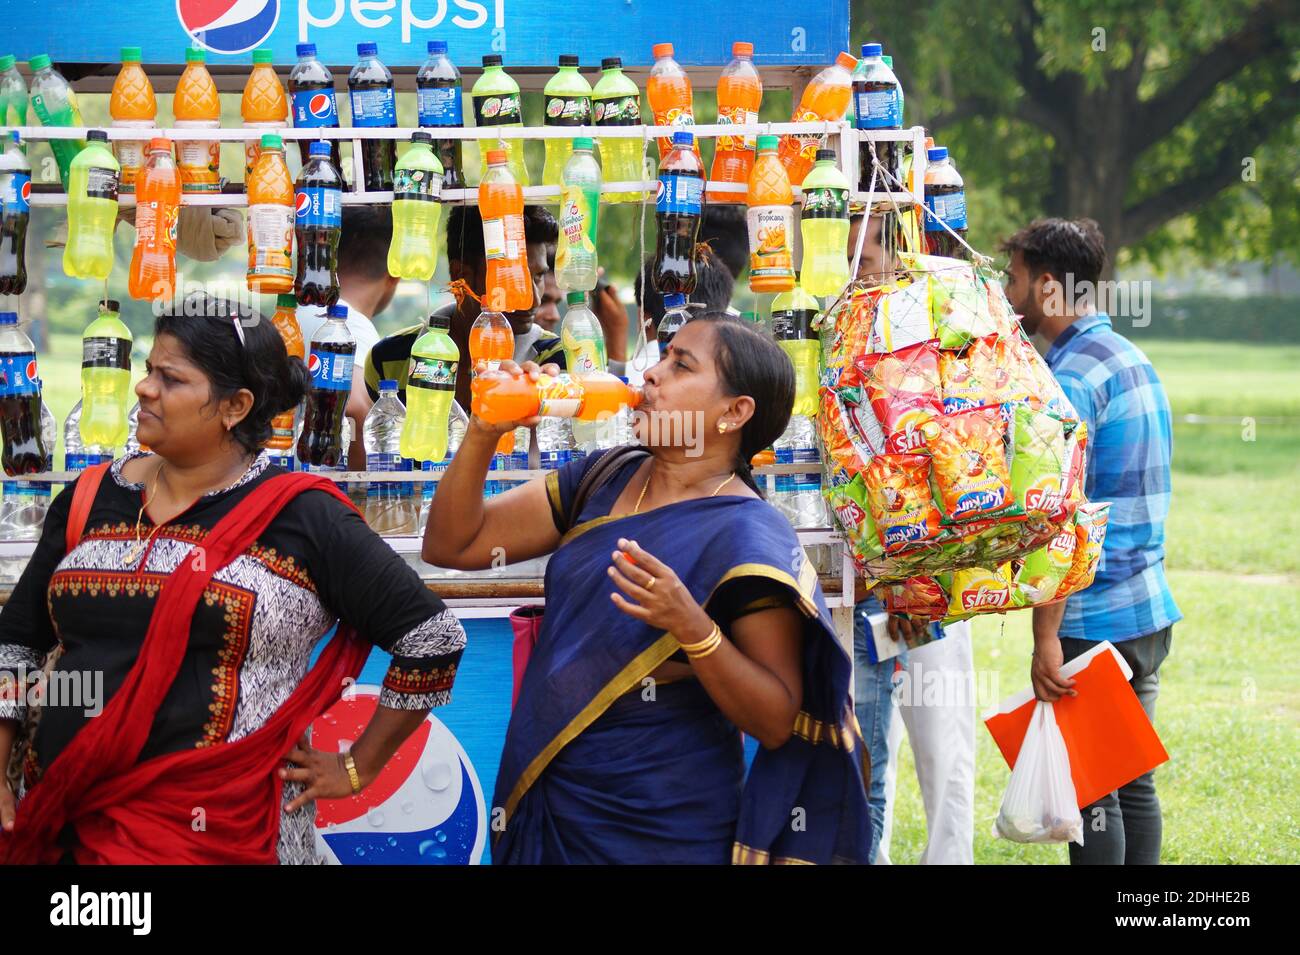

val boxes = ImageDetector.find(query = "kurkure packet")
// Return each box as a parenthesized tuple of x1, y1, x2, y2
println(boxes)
(1011, 403, 1067, 518)
(939, 338, 1000, 413)
(921, 405, 1019, 523)
(864, 452, 944, 554)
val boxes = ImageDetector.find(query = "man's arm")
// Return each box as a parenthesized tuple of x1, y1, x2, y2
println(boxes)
(1030, 601, 1077, 702)
(345, 364, 374, 471)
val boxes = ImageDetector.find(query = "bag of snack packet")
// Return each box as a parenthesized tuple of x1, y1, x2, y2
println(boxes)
(824, 287, 884, 391)
(921, 405, 1019, 523)
(1014, 525, 1079, 604)
(1057, 502, 1110, 597)
(856, 340, 943, 453)
(1017, 337, 1078, 419)
(864, 453, 944, 553)
(947, 563, 1020, 617)
(869, 278, 935, 353)
(824, 472, 884, 562)
(1048, 423, 1088, 522)
(899, 252, 1000, 349)
(880, 575, 950, 620)
(1011, 404, 1068, 518)
(979, 336, 1036, 408)
(820, 387, 881, 479)
(979, 268, 1020, 338)
(940, 344, 999, 413)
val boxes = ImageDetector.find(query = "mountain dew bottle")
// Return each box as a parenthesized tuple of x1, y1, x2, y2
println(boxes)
(555, 137, 600, 291)
(542, 55, 592, 188)
(770, 283, 821, 418)
(79, 299, 134, 448)
(472, 56, 527, 185)
(400, 310, 459, 463)
(799, 148, 851, 296)
(388, 131, 445, 281)
(592, 57, 643, 204)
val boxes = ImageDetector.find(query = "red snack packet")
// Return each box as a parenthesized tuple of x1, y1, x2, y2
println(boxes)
(856, 340, 943, 454)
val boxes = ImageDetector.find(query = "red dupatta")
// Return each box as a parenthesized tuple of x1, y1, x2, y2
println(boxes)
(0, 472, 371, 865)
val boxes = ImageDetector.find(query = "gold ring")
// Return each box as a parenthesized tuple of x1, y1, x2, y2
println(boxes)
(645, 576, 657, 592)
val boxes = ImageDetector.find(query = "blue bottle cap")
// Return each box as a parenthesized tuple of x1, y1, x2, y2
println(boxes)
(427, 40, 448, 55)
(327, 305, 349, 319)
(296, 43, 317, 58)
(663, 293, 687, 309)
(927, 147, 948, 162)
(379, 379, 398, 390)
(9, 131, 19, 145)
(672, 131, 693, 147)
(0, 312, 17, 325)
(357, 42, 378, 57)
(309, 140, 331, 157)
(861, 42, 883, 58)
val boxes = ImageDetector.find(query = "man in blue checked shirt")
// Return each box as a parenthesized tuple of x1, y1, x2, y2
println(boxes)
(1003, 218, 1182, 865)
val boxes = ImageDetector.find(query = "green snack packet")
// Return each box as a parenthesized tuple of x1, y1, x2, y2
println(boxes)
(1011, 403, 1067, 518)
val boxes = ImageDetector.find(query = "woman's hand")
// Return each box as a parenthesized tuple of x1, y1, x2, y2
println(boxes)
(607, 537, 712, 639)
(467, 359, 562, 437)
(1, 779, 15, 833)
(280, 733, 366, 813)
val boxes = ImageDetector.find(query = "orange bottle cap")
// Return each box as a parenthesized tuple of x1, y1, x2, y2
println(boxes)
(835, 52, 858, 70)
(652, 42, 674, 59)
(485, 149, 507, 165)
(148, 137, 171, 151)
(732, 42, 753, 57)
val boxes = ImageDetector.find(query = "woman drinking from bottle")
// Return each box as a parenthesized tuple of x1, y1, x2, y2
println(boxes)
(424, 314, 871, 864)
(0, 294, 466, 864)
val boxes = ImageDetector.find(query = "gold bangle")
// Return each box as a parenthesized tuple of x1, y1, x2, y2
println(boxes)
(687, 632, 724, 661)
(343, 752, 363, 795)
(677, 622, 721, 654)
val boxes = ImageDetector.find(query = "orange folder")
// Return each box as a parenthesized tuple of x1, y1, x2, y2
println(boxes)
(984, 642, 1169, 808)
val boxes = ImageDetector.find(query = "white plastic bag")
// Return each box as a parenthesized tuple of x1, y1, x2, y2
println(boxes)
(993, 700, 1084, 845)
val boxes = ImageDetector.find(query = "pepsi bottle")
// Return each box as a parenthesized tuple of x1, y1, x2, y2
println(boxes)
(295, 140, 342, 307)
(653, 131, 704, 296)
(416, 40, 464, 191)
(288, 43, 342, 173)
(298, 304, 356, 468)
(348, 42, 396, 192)
(0, 131, 30, 296)
(0, 311, 45, 476)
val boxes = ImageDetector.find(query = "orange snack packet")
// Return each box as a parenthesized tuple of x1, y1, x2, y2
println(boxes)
(921, 405, 1019, 523)
(864, 452, 944, 553)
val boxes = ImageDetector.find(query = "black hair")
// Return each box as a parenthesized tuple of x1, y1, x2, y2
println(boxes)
(154, 293, 309, 457)
(338, 204, 394, 281)
(1000, 217, 1107, 288)
(445, 204, 558, 265)
(692, 313, 795, 498)
(698, 205, 748, 279)
(634, 246, 735, 327)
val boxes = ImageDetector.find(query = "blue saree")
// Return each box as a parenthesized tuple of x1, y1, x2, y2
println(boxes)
(492, 451, 873, 864)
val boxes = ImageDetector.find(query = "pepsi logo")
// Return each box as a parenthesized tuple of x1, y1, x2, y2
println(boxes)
(654, 179, 665, 203)
(24, 359, 37, 381)
(309, 92, 335, 121)
(307, 353, 321, 374)
(177, 0, 280, 56)
(20, 180, 31, 204)
(295, 191, 311, 218)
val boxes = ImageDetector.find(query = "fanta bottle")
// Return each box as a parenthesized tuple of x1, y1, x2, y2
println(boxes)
(79, 299, 133, 449)
(472, 370, 640, 424)
(128, 138, 180, 302)
(64, 130, 120, 281)
(388, 131, 445, 281)
(472, 56, 528, 186)
(647, 43, 700, 162)
(745, 134, 795, 293)
(401, 310, 460, 463)
(469, 307, 515, 454)
(541, 55, 593, 188)
(479, 150, 532, 313)
(708, 42, 762, 204)
(798, 148, 851, 296)
(174, 47, 221, 194)
(268, 293, 304, 456)
(242, 48, 289, 180)
(246, 134, 295, 294)
(109, 47, 156, 194)
(779, 52, 856, 186)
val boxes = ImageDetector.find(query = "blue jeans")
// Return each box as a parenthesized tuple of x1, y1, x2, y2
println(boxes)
(852, 598, 905, 864)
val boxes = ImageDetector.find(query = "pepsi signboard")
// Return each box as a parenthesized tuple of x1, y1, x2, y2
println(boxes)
(0, 0, 847, 66)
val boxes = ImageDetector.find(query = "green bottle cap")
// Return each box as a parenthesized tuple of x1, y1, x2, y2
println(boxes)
(573, 136, 594, 151)
(882, 55, 894, 67)
(0, 55, 16, 72)
(756, 134, 779, 151)
(260, 133, 283, 149)
(185, 47, 206, 64)
(121, 46, 142, 63)
(28, 53, 51, 72)
(566, 291, 586, 306)
(741, 310, 757, 323)
(276, 293, 298, 309)
(253, 48, 274, 64)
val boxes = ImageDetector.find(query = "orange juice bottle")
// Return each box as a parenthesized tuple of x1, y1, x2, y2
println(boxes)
(779, 51, 857, 186)
(575, 372, 642, 420)
(708, 41, 762, 203)
(109, 46, 156, 194)
(174, 47, 222, 193)
(472, 370, 640, 423)
(746, 134, 795, 293)
(647, 43, 701, 162)
(242, 48, 289, 180)
(479, 150, 533, 313)
(268, 293, 304, 452)
(246, 134, 295, 294)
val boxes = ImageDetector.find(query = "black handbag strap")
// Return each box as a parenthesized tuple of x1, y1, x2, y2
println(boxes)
(564, 445, 650, 533)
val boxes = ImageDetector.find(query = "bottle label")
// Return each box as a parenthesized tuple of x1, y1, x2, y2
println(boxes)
(0, 352, 38, 396)
(556, 185, 598, 270)
(292, 88, 338, 128)
(482, 214, 524, 260)
(473, 93, 522, 127)
(393, 166, 442, 202)
(593, 94, 640, 126)
(135, 199, 179, 253)
(772, 308, 818, 340)
(854, 89, 902, 129)
(543, 95, 591, 127)
(656, 173, 703, 215)
(653, 105, 695, 155)
(247, 203, 295, 278)
(177, 139, 221, 192)
(349, 86, 397, 127)
(295, 185, 342, 228)
(113, 141, 145, 189)
(309, 347, 354, 391)
(408, 355, 457, 391)
(366, 453, 414, 499)
(562, 336, 605, 376)
(418, 85, 463, 126)
(790, 108, 824, 164)
(84, 165, 120, 202)
(82, 336, 131, 370)
(924, 190, 968, 231)
(0, 171, 29, 215)
(801, 185, 848, 220)
(746, 205, 795, 278)
(716, 104, 757, 152)
(535, 373, 583, 418)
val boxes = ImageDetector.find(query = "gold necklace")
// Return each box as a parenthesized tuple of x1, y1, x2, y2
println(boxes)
(632, 465, 736, 515)
(122, 462, 166, 567)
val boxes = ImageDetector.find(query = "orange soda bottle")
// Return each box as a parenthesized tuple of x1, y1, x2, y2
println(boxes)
(479, 150, 533, 313)
(174, 47, 222, 193)
(246, 133, 295, 294)
(746, 134, 795, 293)
(647, 43, 701, 162)
(472, 370, 641, 424)
(109, 46, 156, 194)
(778, 52, 857, 186)
(242, 48, 289, 180)
(268, 293, 304, 452)
(708, 41, 762, 204)
(128, 138, 180, 302)
(469, 308, 515, 453)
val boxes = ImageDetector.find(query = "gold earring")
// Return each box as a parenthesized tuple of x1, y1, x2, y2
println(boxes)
(717, 422, 728, 434)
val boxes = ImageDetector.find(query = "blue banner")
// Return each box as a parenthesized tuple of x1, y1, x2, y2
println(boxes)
(1, 0, 848, 67)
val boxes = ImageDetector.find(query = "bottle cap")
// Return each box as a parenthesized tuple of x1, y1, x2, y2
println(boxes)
(296, 43, 317, 58)
(148, 137, 172, 152)
(308, 140, 331, 157)
(28, 54, 51, 72)
(732, 42, 753, 58)
(327, 305, 349, 319)
(861, 42, 883, 58)
(0, 55, 14, 72)
(815, 148, 837, 162)
(87, 129, 108, 143)
(601, 57, 622, 71)
(411, 130, 433, 145)
(120, 47, 142, 63)
(741, 310, 756, 322)
(275, 293, 298, 308)
(663, 293, 686, 309)
(882, 55, 894, 68)
(835, 52, 858, 71)
(429, 311, 452, 330)
(558, 54, 579, 67)
(357, 42, 378, 58)
(672, 131, 693, 147)
(100, 299, 121, 312)
(253, 49, 274, 65)
(756, 134, 778, 151)
(427, 40, 448, 55)
(652, 42, 674, 59)
(260, 133, 283, 149)
(185, 48, 206, 64)
(0, 312, 17, 325)
(379, 379, 398, 391)
(9, 131, 17, 145)
(482, 54, 503, 67)
(927, 146, 948, 162)
(573, 136, 594, 150)
(486, 149, 507, 164)
(566, 291, 586, 306)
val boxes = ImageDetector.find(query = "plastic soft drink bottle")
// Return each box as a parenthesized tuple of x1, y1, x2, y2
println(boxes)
(924, 146, 969, 259)
(416, 40, 464, 191)
(657, 293, 690, 353)
(401, 310, 460, 463)
(417, 399, 467, 523)
(297, 304, 355, 468)
(469, 307, 515, 455)
(556, 137, 601, 291)
(0, 55, 27, 129)
(0, 311, 45, 476)
(542, 56, 593, 188)
(709, 42, 762, 204)
(592, 58, 643, 204)
(243, 48, 289, 180)
(472, 56, 528, 186)
(647, 43, 700, 162)
(64, 130, 120, 281)
(268, 294, 304, 458)
(288, 43, 341, 172)
(388, 131, 445, 281)
(64, 400, 113, 472)
(771, 284, 821, 418)
(853, 43, 903, 191)
(246, 133, 295, 294)
(472, 370, 640, 423)
(128, 138, 180, 302)
(295, 140, 343, 306)
(79, 298, 133, 449)
(27, 54, 84, 189)
(779, 51, 857, 186)
(0, 132, 30, 297)
(746, 134, 795, 293)
(799, 148, 851, 296)
(561, 291, 606, 375)
(174, 48, 221, 194)
(349, 43, 396, 192)
(479, 150, 532, 312)
(364, 380, 417, 535)
(0, 375, 53, 541)
(109, 47, 156, 194)
(653, 132, 704, 296)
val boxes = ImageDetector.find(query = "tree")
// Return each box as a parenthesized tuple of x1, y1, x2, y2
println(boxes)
(856, 0, 1300, 272)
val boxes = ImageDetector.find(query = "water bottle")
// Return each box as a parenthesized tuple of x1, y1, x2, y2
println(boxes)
(773, 414, 832, 572)
(770, 284, 821, 419)
(416, 40, 464, 190)
(125, 401, 141, 454)
(852, 43, 904, 190)
(923, 146, 969, 259)
(64, 130, 120, 280)
(555, 137, 601, 291)
(657, 293, 690, 353)
(363, 379, 417, 536)
(388, 131, 445, 281)
(79, 298, 133, 449)
(537, 414, 575, 472)
(26, 54, 84, 189)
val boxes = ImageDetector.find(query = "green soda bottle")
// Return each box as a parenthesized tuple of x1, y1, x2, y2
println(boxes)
(555, 137, 601, 291)
(388, 131, 445, 281)
(560, 291, 607, 374)
(542, 55, 592, 189)
(400, 310, 460, 463)
(592, 57, 643, 203)
(799, 148, 851, 297)
(0, 55, 28, 131)
(471, 55, 528, 186)
(771, 283, 822, 418)
(64, 130, 120, 280)
(79, 299, 134, 449)
(27, 54, 85, 189)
